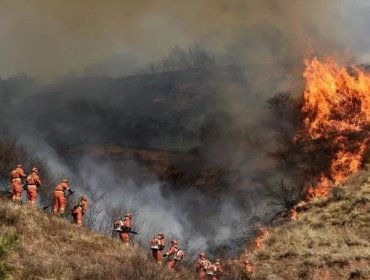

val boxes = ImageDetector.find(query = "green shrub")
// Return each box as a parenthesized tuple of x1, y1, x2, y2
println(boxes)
(0, 231, 20, 280)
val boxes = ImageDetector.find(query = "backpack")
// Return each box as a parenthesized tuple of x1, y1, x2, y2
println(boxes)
(26, 175, 35, 185)
(174, 248, 184, 261)
(114, 220, 124, 232)
(206, 264, 216, 275)
(150, 238, 161, 250)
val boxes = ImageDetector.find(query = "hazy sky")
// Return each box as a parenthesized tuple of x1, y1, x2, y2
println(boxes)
(0, 0, 369, 80)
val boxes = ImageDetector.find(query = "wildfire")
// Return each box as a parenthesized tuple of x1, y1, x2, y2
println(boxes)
(297, 57, 370, 198)
(253, 228, 271, 250)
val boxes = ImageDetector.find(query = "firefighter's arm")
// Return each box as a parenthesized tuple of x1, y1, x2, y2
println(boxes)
(163, 248, 173, 257)
(35, 176, 42, 186)
(195, 263, 200, 272)
(165, 246, 176, 257)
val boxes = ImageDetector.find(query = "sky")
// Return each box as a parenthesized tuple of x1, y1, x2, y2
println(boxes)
(0, 0, 369, 80)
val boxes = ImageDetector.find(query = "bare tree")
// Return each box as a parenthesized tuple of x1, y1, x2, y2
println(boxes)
(139, 44, 215, 74)
(266, 179, 305, 210)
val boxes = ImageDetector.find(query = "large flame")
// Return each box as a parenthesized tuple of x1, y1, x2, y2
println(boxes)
(297, 57, 370, 198)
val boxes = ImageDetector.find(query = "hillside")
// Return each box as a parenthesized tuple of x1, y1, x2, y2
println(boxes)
(12, 66, 246, 150)
(248, 170, 370, 280)
(1, 171, 369, 280)
(0, 199, 193, 280)
(62, 144, 231, 194)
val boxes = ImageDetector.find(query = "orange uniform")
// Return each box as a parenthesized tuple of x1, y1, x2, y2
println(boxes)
(10, 166, 26, 203)
(207, 261, 223, 280)
(26, 169, 41, 207)
(164, 243, 179, 270)
(150, 234, 165, 263)
(72, 197, 88, 225)
(196, 255, 211, 279)
(241, 260, 254, 280)
(114, 214, 132, 245)
(52, 180, 70, 215)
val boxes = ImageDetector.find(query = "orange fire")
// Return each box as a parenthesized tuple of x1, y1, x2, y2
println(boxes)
(297, 57, 370, 198)
(253, 228, 270, 250)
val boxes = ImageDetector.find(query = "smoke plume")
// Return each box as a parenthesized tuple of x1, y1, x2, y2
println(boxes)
(1, 0, 370, 258)
(0, 0, 369, 79)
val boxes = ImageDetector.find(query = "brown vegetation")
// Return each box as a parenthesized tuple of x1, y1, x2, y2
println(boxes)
(248, 170, 370, 280)
(0, 200, 194, 280)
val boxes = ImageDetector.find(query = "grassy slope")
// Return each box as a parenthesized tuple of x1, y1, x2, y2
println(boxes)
(250, 171, 370, 280)
(1, 173, 370, 280)
(0, 200, 193, 280)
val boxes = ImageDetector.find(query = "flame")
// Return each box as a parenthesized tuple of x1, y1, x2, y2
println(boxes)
(253, 228, 270, 250)
(297, 57, 370, 198)
(289, 208, 298, 220)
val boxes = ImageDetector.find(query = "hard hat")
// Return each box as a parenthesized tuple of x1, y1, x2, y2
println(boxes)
(62, 179, 69, 183)
(215, 258, 221, 263)
(17, 164, 22, 168)
(199, 252, 206, 257)
(32, 167, 38, 172)
(171, 239, 178, 245)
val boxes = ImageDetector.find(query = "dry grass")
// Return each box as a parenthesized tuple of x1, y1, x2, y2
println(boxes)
(0, 200, 194, 280)
(248, 171, 370, 280)
(2, 167, 370, 279)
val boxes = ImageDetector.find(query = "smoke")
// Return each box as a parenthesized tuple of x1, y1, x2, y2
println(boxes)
(15, 136, 254, 253)
(1, 0, 370, 258)
(0, 0, 369, 79)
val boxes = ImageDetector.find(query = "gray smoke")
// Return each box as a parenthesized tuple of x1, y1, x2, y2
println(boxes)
(0, 1, 369, 79)
(1, 0, 370, 258)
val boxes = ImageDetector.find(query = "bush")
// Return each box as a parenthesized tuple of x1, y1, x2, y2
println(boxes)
(0, 231, 20, 280)
(266, 179, 305, 210)
(332, 187, 347, 201)
(139, 44, 215, 74)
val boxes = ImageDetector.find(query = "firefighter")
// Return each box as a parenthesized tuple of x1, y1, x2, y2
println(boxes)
(241, 260, 254, 280)
(208, 259, 223, 280)
(26, 167, 41, 207)
(9, 164, 26, 204)
(290, 208, 298, 220)
(150, 233, 165, 263)
(163, 239, 184, 270)
(52, 179, 73, 216)
(196, 252, 210, 279)
(114, 213, 132, 245)
(71, 196, 88, 226)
